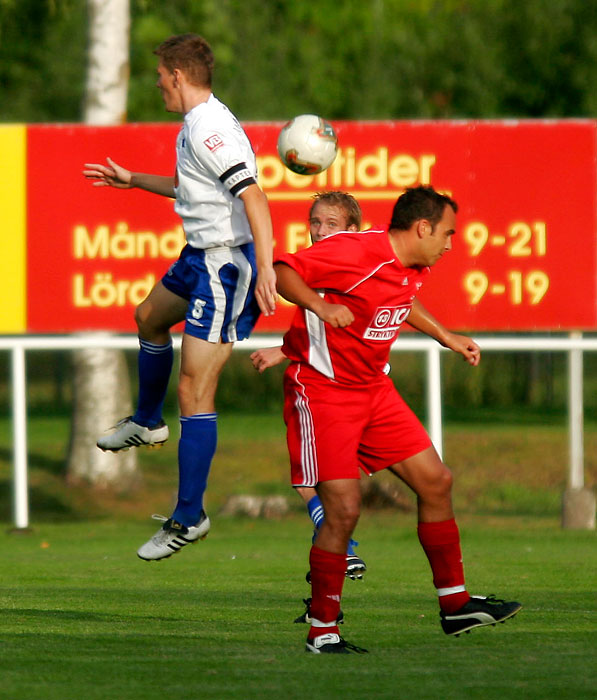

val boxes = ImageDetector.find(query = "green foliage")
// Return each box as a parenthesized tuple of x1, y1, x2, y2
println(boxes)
(442, 350, 565, 410)
(1, 0, 596, 122)
(5, 345, 597, 419)
(493, 0, 597, 116)
(216, 350, 287, 413)
(0, 0, 87, 121)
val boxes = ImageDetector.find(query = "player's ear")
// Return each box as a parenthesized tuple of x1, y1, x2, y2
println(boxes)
(347, 224, 359, 232)
(417, 219, 431, 237)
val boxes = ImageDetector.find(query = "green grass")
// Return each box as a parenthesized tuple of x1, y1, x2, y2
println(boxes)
(1, 411, 596, 523)
(1, 412, 596, 698)
(1, 515, 596, 699)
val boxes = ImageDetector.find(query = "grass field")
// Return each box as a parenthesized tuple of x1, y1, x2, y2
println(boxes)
(1, 412, 596, 698)
(1, 515, 596, 700)
(1, 410, 596, 522)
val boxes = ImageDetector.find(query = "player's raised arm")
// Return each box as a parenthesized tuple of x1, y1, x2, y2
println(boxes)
(407, 298, 480, 366)
(274, 262, 354, 328)
(240, 184, 277, 317)
(83, 157, 176, 197)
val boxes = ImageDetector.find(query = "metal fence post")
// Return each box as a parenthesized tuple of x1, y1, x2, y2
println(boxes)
(562, 331, 596, 529)
(426, 344, 443, 459)
(12, 344, 29, 530)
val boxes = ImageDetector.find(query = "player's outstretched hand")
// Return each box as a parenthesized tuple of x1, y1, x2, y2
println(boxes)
(250, 346, 287, 373)
(255, 266, 278, 317)
(82, 157, 133, 189)
(444, 332, 481, 366)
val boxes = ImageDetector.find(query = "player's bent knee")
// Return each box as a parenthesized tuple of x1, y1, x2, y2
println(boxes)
(325, 504, 360, 533)
(416, 463, 453, 504)
(437, 465, 454, 494)
(134, 301, 149, 327)
(135, 304, 164, 337)
(427, 464, 453, 499)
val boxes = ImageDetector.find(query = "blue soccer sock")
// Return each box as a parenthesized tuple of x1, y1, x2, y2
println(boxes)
(346, 538, 359, 556)
(172, 413, 218, 527)
(307, 494, 325, 530)
(132, 338, 173, 427)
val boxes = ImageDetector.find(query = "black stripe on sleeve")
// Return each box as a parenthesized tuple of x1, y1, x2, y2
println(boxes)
(219, 163, 249, 183)
(219, 162, 256, 196)
(229, 177, 256, 196)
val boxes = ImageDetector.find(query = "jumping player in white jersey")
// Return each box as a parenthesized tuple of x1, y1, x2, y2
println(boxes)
(83, 34, 277, 561)
(274, 186, 521, 653)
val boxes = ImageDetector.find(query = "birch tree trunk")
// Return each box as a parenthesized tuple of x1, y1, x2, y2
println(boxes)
(83, 0, 130, 124)
(67, 0, 138, 490)
(67, 339, 139, 491)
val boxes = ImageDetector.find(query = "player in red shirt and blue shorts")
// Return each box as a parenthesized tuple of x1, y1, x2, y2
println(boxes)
(275, 185, 522, 654)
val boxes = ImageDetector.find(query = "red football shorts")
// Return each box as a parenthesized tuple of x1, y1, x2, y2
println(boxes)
(283, 362, 432, 486)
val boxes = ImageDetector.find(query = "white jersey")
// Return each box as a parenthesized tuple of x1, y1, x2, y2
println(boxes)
(174, 94, 258, 249)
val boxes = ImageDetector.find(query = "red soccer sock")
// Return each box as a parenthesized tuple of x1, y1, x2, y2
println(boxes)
(417, 518, 470, 613)
(307, 545, 347, 640)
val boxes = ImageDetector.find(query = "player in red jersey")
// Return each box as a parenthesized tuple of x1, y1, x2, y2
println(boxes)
(252, 191, 368, 584)
(252, 190, 453, 587)
(274, 185, 522, 654)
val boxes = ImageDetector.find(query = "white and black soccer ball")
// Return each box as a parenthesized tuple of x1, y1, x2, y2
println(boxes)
(277, 114, 338, 175)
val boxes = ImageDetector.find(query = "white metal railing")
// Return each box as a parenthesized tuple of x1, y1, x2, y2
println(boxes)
(2, 332, 596, 529)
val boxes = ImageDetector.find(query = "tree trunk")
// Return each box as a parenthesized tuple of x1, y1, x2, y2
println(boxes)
(67, 0, 139, 490)
(83, 0, 130, 124)
(67, 342, 139, 491)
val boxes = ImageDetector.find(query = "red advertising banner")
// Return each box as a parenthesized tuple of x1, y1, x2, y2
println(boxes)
(25, 120, 597, 333)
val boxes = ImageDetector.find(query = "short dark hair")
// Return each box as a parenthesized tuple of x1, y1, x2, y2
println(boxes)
(154, 34, 214, 87)
(309, 191, 362, 229)
(389, 186, 458, 231)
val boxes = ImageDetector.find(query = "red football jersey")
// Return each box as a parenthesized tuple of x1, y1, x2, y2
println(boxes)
(276, 230, 430, 385)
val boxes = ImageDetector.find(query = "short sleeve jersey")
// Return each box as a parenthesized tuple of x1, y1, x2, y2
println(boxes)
(174, 94, 258, 249)
(277, 230, 430, 385)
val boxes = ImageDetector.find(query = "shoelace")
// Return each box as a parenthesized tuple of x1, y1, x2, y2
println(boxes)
(338, 638, 369, 654)
(150, 514, 169, 524)
(480, 594, 507, 605)
(101, 415, 133, 432)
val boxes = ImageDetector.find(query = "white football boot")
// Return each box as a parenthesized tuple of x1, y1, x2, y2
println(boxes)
(96, 416, 169, 452)
(137, 512, 211, 561)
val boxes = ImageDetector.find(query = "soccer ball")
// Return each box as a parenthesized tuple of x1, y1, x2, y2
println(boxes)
(277, 114, 338, 175)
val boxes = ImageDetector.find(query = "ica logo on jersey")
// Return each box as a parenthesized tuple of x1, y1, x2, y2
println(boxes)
(364, 305, 411, 340)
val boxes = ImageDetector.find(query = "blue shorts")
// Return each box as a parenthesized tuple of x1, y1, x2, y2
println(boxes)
(161, 243, 260, 343)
